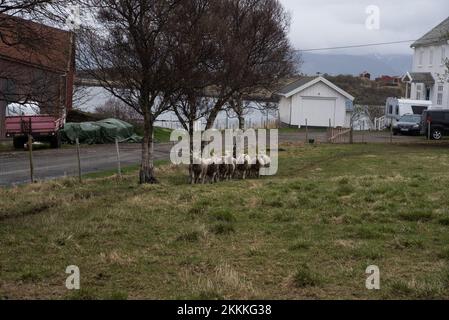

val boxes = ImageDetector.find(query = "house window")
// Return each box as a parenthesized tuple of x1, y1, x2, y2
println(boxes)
(437, 93, 443, 105)
(396, 106, 400, 116)
(419, 50, 424, 66)
(388, 105, 393, 114)
(442, 47, 447, 65)
(429, 49, 434, 66)
(437, 86, 444, 105)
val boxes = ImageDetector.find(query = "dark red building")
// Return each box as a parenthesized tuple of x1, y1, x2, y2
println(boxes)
(0, 14, 75, 138)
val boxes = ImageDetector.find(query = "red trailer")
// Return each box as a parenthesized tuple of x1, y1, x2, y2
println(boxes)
(5, 114, 65, 149)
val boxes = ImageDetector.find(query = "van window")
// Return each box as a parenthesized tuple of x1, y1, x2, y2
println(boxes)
(396, 106, 400, 116)
(411, 106, 428, 115)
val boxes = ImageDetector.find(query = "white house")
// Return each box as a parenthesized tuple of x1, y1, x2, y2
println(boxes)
(403, 16, 449, 109)
(277, 76, 355, 128)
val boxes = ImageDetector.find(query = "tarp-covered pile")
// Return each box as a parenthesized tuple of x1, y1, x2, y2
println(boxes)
(61, 118, 142, 144)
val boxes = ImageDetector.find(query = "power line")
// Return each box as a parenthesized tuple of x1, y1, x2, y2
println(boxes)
(295, 39, 417, 52)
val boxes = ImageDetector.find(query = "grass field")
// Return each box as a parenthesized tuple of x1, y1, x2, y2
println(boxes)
(1, 143, 449, 300)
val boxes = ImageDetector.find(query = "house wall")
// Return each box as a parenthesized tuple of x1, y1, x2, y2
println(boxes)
(411, 43, 449, 108)
(279, 97, 291, 125)
(286, 81, 350, 128)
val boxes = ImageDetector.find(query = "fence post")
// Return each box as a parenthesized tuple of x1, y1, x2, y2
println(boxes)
(305, 119, 309, 143)
(390, 120, 393, 144)
(28, 134, 34, 183)
(115, 138, 122, 178)
(76, 138, 82, 183)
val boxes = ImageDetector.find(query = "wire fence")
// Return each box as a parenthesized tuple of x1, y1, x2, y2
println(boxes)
(0, 128, 434, 187)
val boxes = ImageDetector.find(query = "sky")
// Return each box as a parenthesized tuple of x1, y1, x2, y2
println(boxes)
(280, 0, 449, 55)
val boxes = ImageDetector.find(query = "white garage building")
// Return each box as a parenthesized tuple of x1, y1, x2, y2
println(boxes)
(278, 76, 355, 128)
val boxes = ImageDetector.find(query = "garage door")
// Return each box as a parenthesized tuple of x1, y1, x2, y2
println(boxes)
(302, 98, 336, 127)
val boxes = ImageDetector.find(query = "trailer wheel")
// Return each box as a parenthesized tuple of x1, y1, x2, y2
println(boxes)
(13, 136, 26, 149)
(50, 133, 62, 149)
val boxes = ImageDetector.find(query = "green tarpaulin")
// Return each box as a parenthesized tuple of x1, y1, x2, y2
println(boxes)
(61, 118, 142, 144)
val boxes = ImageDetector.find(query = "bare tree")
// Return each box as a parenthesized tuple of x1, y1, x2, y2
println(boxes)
(202, 0, 295, 131)
(77, 0, 181, 184)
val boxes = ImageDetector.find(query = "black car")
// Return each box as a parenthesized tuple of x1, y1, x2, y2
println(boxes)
(393, 114, 422, 136)
(421, 110, 449, 140)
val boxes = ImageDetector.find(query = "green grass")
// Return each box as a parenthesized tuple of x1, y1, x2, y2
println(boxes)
(133, 126, 173, 143)
(0, 142, 13, 152)
(2, 143, 449, 299)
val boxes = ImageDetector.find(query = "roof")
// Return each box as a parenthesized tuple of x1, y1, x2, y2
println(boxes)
(0, 13, 74, 73)
(408, 72, 435, 85)
(277, 76, 315, 95)
(277, 76, 355, 101)
(411, 16, 449, 48)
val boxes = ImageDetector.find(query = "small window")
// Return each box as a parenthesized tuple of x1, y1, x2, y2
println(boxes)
(437, 93, 443, 105)
(389, 105, 393, 114)
(438, 85, 444, 92)
(396, 106, 400, 116)
(429, 49, 434, 65)
(419, 50, 424, 66)
(442, 47, 447, 65)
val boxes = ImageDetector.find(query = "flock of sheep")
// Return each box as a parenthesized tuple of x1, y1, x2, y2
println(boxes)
(190, 152, 271, 184)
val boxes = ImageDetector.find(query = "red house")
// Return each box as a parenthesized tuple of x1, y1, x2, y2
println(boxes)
(0, 14, 75, 138)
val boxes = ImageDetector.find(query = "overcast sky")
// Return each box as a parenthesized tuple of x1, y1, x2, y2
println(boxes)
(280, 0, 449, 55)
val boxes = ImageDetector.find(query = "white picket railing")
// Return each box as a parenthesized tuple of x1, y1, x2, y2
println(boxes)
(374, 116, 387, 131)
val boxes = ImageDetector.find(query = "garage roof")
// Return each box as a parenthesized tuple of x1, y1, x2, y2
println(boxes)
(277, 76, 355, 101)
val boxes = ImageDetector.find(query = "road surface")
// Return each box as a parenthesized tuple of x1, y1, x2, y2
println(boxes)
(0, 131, 426, 186)
(0, 143, 173, 186)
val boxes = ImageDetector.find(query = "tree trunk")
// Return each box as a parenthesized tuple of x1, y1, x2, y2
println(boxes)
(0, 79, 6, 139)
(238, 113, 245, 130)
(139, 116, 158, 184)
(205, 103, 224, 130)
(188, 119, 195, 184)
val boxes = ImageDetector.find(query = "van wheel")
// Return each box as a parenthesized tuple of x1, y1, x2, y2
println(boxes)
(431, 128, 443, 140)
(13, 136, 26, 149)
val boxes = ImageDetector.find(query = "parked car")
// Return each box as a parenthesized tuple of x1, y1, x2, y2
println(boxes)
(421, 110, 449, 140)
(393, 114, 422, 135)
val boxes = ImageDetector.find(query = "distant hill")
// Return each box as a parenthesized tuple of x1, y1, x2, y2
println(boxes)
(324, 74, 405, 106)
(298, 53, 412, 78)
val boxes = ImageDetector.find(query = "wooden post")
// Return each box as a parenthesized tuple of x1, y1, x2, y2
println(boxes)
(76, 138, 82, 183)
(28, 134, 34, 183)
(305, 119, 309, 143)
(0, 79, 6, 139)
(428, 120, 431, 140)
(390, 120, 393, 144)
(115, 138, 122, 178)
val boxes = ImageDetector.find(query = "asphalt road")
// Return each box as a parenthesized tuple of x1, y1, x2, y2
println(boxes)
(0, 143, 173, 186)
(0, 131, 426, 186)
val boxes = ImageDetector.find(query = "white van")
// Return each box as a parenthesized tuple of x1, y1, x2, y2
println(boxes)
(385, 98, 432, 126)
